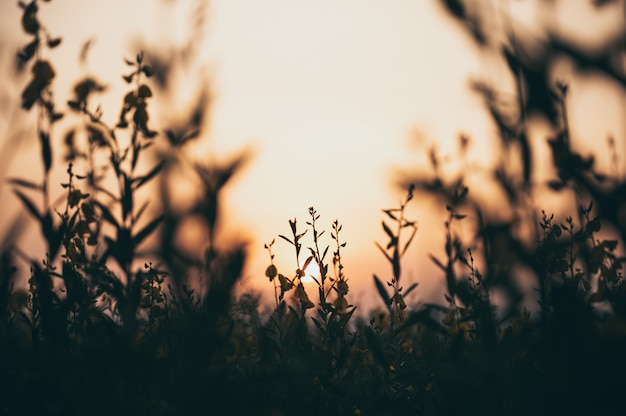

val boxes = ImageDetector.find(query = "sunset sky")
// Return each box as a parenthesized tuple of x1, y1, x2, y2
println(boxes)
(0, 0, 624, 308)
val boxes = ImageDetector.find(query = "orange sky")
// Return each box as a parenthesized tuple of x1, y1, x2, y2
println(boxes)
(1, 0, 624, 309)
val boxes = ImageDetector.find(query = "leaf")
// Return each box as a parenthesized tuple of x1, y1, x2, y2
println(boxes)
(17, 38, 38, 63)
(262, 333, 282, 357)
(133, 160, 165, 189)
(382, 221, 394, 239)
(21, 3, 40, 35)
(67, 189, 83, 208)
(141, 66, 154, 77)
(430, 254, 446, 271)
(392, 250, 401, 281)
(133, 200, 149, 223)
(13, 189, 40, 221)
(33, 60, 55, 82)
(47, 37, 62, 48)
(547, 180, 566, 191)
(458, 186, 468, 200)
(386, 236, 398, 250)
(265, 264, 277, 281)
(133, 215, 164, 247)
(278, 235, 293, 245)
(93, 200, 119, 229)
(6, 178, 41, 191)
(138, 84, 152, 98)
(404, 282, 419, 297)
(294, 283, 315, 309)
(121, 173, 132, 221)
(311, 317, 325, 332)
(336, 279, 349, 296)
(302, 256, 314, 275)
(373, 275, 392, 311)
(383, 209, 398, 221)
(37, 131, 52, 173)
(278, 274, 293, 292)
(374, 241, 392, 263)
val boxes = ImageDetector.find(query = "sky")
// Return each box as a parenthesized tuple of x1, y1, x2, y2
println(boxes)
(0, 0, 624, 309)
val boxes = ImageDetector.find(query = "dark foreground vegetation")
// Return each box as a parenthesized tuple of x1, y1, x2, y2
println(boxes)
(1, 1, 626, 415)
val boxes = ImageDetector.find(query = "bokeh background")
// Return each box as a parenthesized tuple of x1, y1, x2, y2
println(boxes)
(0, 0, 624, 310)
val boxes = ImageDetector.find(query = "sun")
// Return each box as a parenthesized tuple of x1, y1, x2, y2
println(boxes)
(301, 259, 320, 283)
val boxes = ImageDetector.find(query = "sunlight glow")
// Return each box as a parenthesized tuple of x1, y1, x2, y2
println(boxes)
(301, 259, 320, 284)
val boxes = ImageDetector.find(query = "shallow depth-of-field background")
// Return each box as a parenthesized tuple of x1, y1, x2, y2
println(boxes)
(1, 1, 626, 415)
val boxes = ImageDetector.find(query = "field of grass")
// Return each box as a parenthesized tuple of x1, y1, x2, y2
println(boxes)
(1, 1, 626, 415)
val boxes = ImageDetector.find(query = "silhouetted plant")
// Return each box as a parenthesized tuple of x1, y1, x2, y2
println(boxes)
(3, 1, 626, 415)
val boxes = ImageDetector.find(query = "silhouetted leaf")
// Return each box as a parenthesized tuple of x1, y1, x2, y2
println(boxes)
(21, 60, 55, 109)
(67, 190, 85, 208)
(7, 178, 41, 191)
(592, 0, 618, 7)
(302, 256, 314, 275)
(382, 221, 394, 239)
(383, 209, 398, 221)
(548, 180, 566, 191)
(121, 173, 132, 221)
(311, 317, 324, 333)
(404, 282, 419, 297)
(430, 254, 446, 271)
(93, 200, 119, 230)
(17, 38, 38, 63)
(13, 189, 40, 220)
(375, 242, 392, 263)
(79, 38, 94, 64)
(133, 215, 163, 247)
(295, 283, 314, 309)
(265, 264, 277, 281)
(442, 0, 465, 19)
(39, 131, 52, 173)
(141, 66, 154, 77)
(47, 37, 61, 48)
(138, 84, 152, 98)
(373, 275, 392, 311)
(133, 160, 165, 190)
(21, 2, 39, 34)
(278, 274, 293, 292)
(392, 250, 401, 281)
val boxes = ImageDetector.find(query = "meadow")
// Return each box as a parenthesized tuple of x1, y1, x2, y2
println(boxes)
(1, 1, 626, 415)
